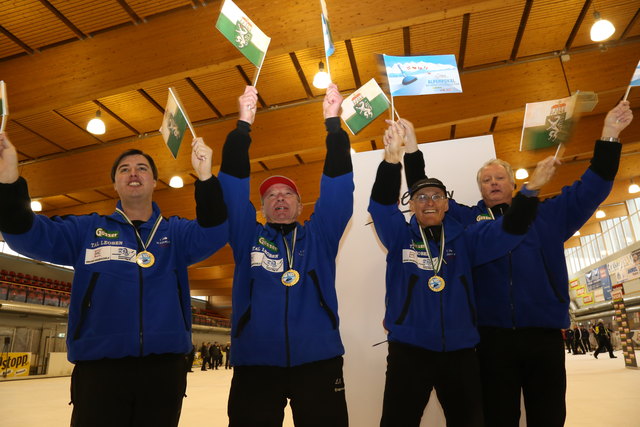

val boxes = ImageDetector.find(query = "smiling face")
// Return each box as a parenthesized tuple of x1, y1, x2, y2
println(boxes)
(113, 154, 157, 202)
(478, 163, 515, 207)
(409, 187, 449, 228)
(261, 183, 302, 224)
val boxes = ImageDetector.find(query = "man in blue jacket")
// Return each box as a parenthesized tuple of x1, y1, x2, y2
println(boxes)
(369, 121, 555, 427)
(401, 100, 633, 426)
(0, 133, 228, 427)
(219, 84, 353, 426)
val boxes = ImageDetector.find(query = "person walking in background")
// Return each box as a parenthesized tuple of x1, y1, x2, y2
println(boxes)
(223, 343, 231, 369)
(580, 324, 592, 352)
(199, 342, 209, 371)
(572, 324, 586, 355)
(594, 319, 617, 359)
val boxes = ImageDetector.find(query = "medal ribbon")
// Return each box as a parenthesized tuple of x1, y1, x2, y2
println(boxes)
(418, 225, 445, 276)
(281, 227, 298, 271)
(116, 208, 163, 253)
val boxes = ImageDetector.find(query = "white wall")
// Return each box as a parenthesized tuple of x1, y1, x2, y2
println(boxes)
(336, 135, 496, 426)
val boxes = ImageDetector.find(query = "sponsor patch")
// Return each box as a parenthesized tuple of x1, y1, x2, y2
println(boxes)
(95, 227, 119, 239)
(251, 251, 284, 273)
(85, 246, 137, 265)
(402, 249, 437, 270)
(476, 213, 493, 222)
(257, 236, 278, 254)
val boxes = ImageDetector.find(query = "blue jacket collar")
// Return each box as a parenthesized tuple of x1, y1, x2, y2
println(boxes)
(110, 201, 162, 229)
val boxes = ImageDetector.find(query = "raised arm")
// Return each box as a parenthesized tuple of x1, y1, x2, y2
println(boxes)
(0, 133, 33, 234)
(322, 83, 352, 178)
(368, 122, 408, 251)
(220, 86, 258, 179)
(0, 132, 19, 184)
(501, 156, 558, 234)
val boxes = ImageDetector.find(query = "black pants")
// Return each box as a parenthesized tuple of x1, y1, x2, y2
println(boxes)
(380, 341, 484, 427)
(228, 356, 348, 427)
(70, 354, 187, 427)
(477, 327, 566, 427)
(594, 336, 615, 358)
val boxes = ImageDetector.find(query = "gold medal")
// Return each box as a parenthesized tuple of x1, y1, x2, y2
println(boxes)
(419, 226, 447, 292)
(136, 250, 155, 268)
(428, 275, 445, 292)
(281, 269, 300, 287)
(116, 208, 163, 270)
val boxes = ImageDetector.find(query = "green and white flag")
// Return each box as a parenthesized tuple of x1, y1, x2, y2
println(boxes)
(216, 0, 271, 68)
(0, 80, 7, 132)
(159, 88, 190, 159)
(341, 79, 390, 135)
(519, 93, 578, 151)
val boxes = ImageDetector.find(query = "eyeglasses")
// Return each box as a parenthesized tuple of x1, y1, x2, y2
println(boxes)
(413, 194, 447, 203)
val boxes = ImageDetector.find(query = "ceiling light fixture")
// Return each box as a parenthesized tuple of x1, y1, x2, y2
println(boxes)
(312, 62, 331, 89)
(595, 209, 606, 219)
(590, 11, 615, 42)
(86, 110, 106, 135)
(30, 200, 42, 212)
(628, 179, 640, 194)
(515, 168, 529, 180)
(169, 176, 184, 188)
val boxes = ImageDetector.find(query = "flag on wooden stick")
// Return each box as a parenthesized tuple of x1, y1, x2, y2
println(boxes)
(159, 88, 194, 159)
(216, 0, 271, 85)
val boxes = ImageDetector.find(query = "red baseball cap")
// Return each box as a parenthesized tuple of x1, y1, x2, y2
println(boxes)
(259, 175, 299, 199)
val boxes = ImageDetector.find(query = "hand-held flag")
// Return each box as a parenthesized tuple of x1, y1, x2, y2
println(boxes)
(216, 0, 271, 86)
(519, 93, 579, 153)
(320, 0, 335, 79)
(159, 88, 195, 159)
(340, 79, 390, 135)
(382, 54, 462, 97)
(623, 59, 640, 101)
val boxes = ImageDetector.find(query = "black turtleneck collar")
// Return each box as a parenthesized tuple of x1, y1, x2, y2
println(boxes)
(421, 225, 442, 241)
(489, 203, 509, 218)
(268, 222, 297, 235)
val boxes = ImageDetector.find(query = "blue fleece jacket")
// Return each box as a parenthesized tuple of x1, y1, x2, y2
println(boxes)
(0, 179, 228, 362)
(219, 121, 354, 367)
(368, 161, 530, 351)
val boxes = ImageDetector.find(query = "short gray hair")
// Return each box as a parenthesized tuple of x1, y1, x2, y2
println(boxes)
(476, 159, 515, 190)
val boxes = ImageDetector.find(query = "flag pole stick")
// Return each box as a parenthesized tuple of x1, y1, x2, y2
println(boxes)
(622, 85, 632, 101)
(390, 95, 395, 121)
(0, 115, 6, 133)
(395, 108, 401, 121)
(325, 52, 332, 84)
(252, 65, 263, 87)
(553, 142, 564, 160)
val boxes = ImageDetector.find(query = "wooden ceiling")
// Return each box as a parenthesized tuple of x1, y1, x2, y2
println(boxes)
(1, 0, 640, 317)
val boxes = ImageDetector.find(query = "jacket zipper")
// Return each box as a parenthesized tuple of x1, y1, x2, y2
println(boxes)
(308, 270, 338, 329)
(73, 272, 100, 340)
(285, 286, 291, 367)
(460, 275, 477, 326)
(176, 271, 189, 331)
(440, 291, 446, 351)
(234, 279, 254, 338)
(138, 257, 144, 356)
(394, 274, 418, 325)
(508, 251, 516, 329)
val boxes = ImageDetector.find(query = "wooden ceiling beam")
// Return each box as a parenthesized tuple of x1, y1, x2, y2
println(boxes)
(0, 0, 524, 120)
